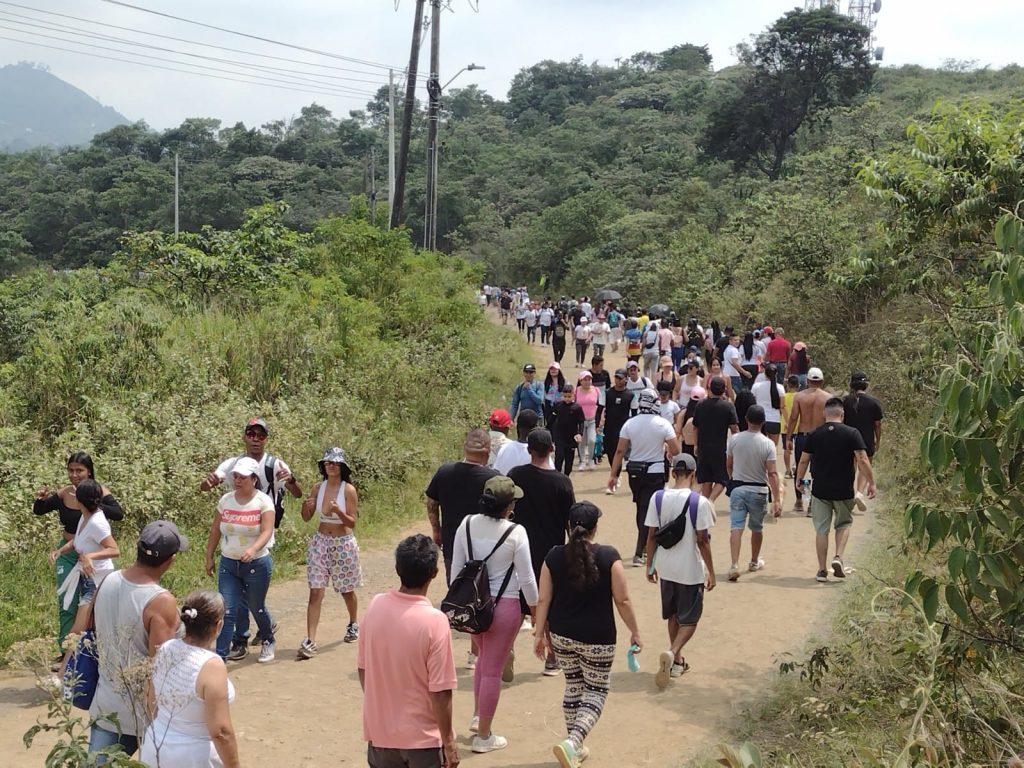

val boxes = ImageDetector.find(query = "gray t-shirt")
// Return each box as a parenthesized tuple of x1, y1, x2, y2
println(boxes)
(727, 430, 777, 489)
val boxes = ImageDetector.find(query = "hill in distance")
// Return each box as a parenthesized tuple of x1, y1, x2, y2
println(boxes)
(0, 62, 128, 151)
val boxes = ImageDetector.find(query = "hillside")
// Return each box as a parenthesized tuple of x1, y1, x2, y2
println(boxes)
(0, 62, 128, 151)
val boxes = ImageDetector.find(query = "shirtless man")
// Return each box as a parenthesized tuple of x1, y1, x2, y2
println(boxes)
(785, 367, 831, 514)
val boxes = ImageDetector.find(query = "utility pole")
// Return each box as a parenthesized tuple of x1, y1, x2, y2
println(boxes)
(423, 0, 442, 250)
(390, 0, 426, 230)
(174, 152, 179, 239)
(369, 147, 377, 224)
(387, 69, 396, 229)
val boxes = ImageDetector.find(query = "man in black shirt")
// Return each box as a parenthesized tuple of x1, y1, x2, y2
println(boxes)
(797, 398, 875, 583)
(551, 384, 585, 476)
(601, 369, 634, 495)
(842, 371, 884, 498)
(692, 377, 739, 503)
(589, 355, 612, 391)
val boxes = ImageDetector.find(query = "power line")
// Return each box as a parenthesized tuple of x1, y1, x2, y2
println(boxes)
(0, 12, 391, 89)
(0, 26, 379, 97)
(0, 2, 425, 81)
(99, 0, 407, 71)
(0, 32, 378, 102)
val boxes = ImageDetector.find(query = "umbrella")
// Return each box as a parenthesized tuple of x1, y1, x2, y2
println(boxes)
(648, 303, 670, 317)
(594, 289, 622, 302)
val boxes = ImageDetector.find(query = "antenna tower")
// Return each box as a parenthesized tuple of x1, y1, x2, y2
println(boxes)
(848, 0, 884, 59)
(804, 0, 839, 9)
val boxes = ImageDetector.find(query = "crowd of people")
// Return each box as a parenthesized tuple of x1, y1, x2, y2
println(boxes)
(30, 293, 884, 768)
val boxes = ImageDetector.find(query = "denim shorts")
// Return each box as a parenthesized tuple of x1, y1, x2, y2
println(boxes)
(78, 574, 98, 605)
(729, 486, 769, 532)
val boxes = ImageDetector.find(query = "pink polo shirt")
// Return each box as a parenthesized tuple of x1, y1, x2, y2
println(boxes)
(358, 590, 457, 749)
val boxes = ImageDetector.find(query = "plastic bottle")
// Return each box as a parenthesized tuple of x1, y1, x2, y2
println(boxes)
(627, 643, 641, 672)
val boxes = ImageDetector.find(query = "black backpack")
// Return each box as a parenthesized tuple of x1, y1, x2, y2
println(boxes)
(441, 517, 517, 634)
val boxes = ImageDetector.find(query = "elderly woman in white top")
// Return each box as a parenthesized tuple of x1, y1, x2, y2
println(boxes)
(450, 476, 538, 755)
(141, 590, 239, 768)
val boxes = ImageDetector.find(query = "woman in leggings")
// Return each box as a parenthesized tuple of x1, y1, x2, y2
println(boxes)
(450, 476, 537, 754)
(533, 501, 642, 768)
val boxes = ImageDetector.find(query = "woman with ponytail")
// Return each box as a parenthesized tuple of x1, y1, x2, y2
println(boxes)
(751, 364, 786, 446)
(533, 501, 642, 768)
(141, 590, 240, 768)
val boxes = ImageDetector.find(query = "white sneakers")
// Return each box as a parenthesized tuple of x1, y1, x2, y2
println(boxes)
(472, 733, 508, 753)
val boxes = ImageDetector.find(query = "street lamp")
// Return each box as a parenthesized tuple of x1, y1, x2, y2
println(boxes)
(424, 63, 485, 250)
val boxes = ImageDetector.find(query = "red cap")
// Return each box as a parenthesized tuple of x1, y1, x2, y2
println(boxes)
(488, 409, 513, 429)
(762, 325, 774, 335)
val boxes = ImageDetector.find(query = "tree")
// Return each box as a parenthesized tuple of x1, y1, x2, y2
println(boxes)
(703, 8, 873, 179)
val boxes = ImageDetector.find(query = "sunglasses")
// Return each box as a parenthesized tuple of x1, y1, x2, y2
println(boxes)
(245, 430, 268, 439)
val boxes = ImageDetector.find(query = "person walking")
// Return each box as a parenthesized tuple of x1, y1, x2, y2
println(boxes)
(89, 521, 186, 759)
(788, 341, 812, 389)
(297, 447, 362, 659)
(796, 398, 876, 582)
(493, 410, 545, 476)
(358, 534, 459, 768)
(574, 371, 601, 471)
(624, 361, 653, 417)
(601, 369, 633, 496)
(140, 590, 241, 768)
(842, 371, 883, 502)
(725, 405, 782, 581)
(510, 363, 544, 420)
(539, 304, 554, 345)
(550, 312, 569, 364)
(785, 367, 832, 513)
(641, 320, 661, 380)
(589, 315, 610, 358)
(551, 384, 585, 477)
(573, 316, 592, 367)
(764, 326, 791, 383)
(542, 363, 567, 428)
(487, 409, 513, 467)
(751, 364, 786, 447)
(607, 306, 622, 353)
(644, 455, 715, 688)
(533, 501, 643, 768)
(450, 477, 538, 754)
(607, 389, 681, 568)
(205, 457, 277, 663)
(692, 377, 739, 503)
(525, 303, 539, 344)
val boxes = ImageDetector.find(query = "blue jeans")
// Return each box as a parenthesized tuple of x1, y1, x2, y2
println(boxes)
(729, 486, 769, 532)
(217, 554, 274, 657)
(730, 375, 743, 393)
(89, 725, 139, 762)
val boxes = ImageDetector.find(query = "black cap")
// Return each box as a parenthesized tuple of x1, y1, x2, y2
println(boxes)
(245, 417, 268, 433)
(523, 363, 537, 373)
(568, 501, 602, 530)
(614, 368, 627, 378)
(851, 371, 869, 383)
(139, 520, 190, 561)
(527, 428, 554, 452)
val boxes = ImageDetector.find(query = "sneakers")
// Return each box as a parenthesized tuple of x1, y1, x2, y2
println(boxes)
(553, 739, 579, 768)
(579, 745, 590, 763)
(257, 640, 276, 663)
(502, 650, 515, 683)
(748, 559, 765, 572)
(466, 652, 478, 670)
(727, 565, 740, 582)
(831, 557, 847, 579)
(655, 650, 673, 690)
(670, 661, 689, 678)
(249, 620, 280, 646)
(471, 734, 508, 753)
(632, 555, 645, 568)
(854, 492, 868, 511)
(297, 637, 318, 660)
(542, 658, 561, 676)
(344, 622, 359, 643)
(604, 486, 615, 496)
(816, 570, 829, 583)
(226, 642, 249, 662)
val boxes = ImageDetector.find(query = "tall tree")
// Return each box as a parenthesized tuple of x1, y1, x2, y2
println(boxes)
(703, 8, 873, 179)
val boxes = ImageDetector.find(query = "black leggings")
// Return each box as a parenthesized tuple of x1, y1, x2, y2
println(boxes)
(517, 318, 526, 332)
(554, 442, 576, 476)
(628, 471, 666, 558)
(552, 339, 566, 362)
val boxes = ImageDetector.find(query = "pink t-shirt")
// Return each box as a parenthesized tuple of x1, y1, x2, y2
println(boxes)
(358, 590, 457, 749)
(575, 386, 600, 420)
(658, 327, 674, 353)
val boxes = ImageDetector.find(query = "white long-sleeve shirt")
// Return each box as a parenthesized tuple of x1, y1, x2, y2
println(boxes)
(450, 514, 539, 606)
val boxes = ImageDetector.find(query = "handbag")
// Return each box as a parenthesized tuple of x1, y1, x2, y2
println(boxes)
(653, 490, 699, 550)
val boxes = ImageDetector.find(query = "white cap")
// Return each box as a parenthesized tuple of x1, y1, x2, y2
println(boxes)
(807, 367, 824, 382)
(231, 457, 261, 477)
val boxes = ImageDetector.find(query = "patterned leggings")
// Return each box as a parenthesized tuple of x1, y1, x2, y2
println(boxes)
(550, 633, 616, 750)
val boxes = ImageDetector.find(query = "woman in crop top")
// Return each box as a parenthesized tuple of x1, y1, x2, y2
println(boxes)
(297, 447, 362, 659)
(204, 456, 276, 663)
(35, 451, 124, 658)
(673, 357, 703, 407)
(450, 476, 537, 755)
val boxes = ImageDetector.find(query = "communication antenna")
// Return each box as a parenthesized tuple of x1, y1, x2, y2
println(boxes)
(804, 0, 840, 8)
(848, 0, 884, 59)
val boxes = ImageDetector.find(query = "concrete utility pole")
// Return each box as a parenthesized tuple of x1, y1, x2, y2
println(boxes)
(369, 147, 377, 223)
(423, 0, 442, 250)
(174, 152, 179, 239)
(390, 0, 426, 231)
(387, 69, 396, 229)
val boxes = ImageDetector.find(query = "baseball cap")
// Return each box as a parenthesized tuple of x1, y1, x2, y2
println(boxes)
(671, 454, 697, 472)
(850, 371, 869, 384)
(614, 368, 627, 378)
(794, 341, 807, 351)
(231, 457, 261, 477)
(807, 367, 824, 382)
(686, 357, 701, 368)
(527, 428, 554, 453)
(482, 475, 524, 507)
(568, 501, 602, 530)
(245, 417, 269, 433)
(522, 363, 536, 373)
(548, 361, 561, 371)
(763, 325, 774, 335)
(139, 520, 190, 560)
(578, 370, 593, 379)
(690, 386, 706, 401)
(626, 360, 639, 369)
(489, 409, 513, 429)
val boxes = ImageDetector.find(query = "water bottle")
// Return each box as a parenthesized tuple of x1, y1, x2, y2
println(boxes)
(627, 644, 641, 672)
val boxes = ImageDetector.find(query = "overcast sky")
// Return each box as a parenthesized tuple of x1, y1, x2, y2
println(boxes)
(0, 0, 1019, 130)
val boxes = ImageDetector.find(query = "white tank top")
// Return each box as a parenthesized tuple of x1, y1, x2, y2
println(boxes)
(315, 481, 347, 525)
(148, 638, 236, 742)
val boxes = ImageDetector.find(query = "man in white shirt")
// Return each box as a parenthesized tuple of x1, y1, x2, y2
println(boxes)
(538, 305, 554, 345)
(589, 315, 611, 358)
(607, 389, 681, 568)
(494, 410, 554, 475)
(644, 454, 715, 688)
(624, 361, 653, 416)
(722, 333, 744, 392)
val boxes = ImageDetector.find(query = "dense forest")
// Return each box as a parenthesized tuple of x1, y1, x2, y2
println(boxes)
(1, 7, 1023, 766)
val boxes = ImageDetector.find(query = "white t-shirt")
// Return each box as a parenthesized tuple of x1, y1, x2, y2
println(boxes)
(525, 309, 538, 327)
(590, 321, 610, 345)
(625, 375, 652, 411)
(493, 441, 553, 475)
(574, 323, 592, 342)
(722, 344, 743, 376)
(618, 413, 676, 470)
(215, 453, 291, 499)
(451, 514, 538, 605)
(659, 400, 681, 423)
(75, 511, 115, 576)
(644, 488, 715, 585)
(751, 380, 786, 424)
(580, 302, 592, 317)
(216, 490, 275, 560)
(539, 308, 553, 326)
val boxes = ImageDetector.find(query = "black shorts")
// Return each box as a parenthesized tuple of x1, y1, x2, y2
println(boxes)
(660, 581, 704, 625)
(764, 421, 781, 435)
(696, 450, 728, 486)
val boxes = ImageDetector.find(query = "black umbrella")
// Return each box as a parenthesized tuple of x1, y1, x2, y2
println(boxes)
(649, 303, 670, 317)
(594, 289, 622, 302)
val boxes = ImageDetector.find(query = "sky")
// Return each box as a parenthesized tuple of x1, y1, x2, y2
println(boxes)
(0, 0, 1020, 130)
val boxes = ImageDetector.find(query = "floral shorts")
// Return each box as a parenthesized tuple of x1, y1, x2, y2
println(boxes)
(307, 533, 363, 594)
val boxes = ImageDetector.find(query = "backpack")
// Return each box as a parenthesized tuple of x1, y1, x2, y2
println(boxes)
(652, 489, 699, 549)
(441, 517, 518, 634)
(644, 328, 658, 349)
(608, 310, 620, 328)
(688, 328, 702, 346)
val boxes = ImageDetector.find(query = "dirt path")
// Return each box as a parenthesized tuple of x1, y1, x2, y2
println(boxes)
(1, 311, 875, 767)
